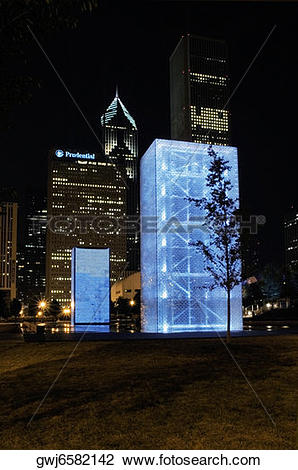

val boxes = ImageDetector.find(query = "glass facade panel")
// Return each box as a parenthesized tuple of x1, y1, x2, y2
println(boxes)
(71, 247, 110, 325)
(141, 139, 242, 333)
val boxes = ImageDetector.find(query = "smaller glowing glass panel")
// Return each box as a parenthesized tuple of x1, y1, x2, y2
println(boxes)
(71, 247, 110, 325)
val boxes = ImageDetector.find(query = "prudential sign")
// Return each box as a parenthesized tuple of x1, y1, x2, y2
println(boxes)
(55, 149, 95, 160)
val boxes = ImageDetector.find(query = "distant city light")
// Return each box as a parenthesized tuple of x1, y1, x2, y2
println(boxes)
(39, 300, 47, 309)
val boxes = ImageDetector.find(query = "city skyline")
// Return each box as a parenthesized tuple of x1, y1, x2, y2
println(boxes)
(1, 1, 298, 269)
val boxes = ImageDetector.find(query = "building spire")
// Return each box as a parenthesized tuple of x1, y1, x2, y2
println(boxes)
(100, 89, 137, 129)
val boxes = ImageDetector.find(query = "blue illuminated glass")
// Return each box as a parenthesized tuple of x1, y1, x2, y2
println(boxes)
(140, 139, 242, 333)
(71, 247, 110, 325)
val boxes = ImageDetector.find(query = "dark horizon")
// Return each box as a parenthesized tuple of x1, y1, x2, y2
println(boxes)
(1, 1, 298, 268)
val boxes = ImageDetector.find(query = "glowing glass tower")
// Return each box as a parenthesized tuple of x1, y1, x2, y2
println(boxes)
(170, 35, 230, 146)
(101, 90, 139, 273)
(141, 139, 242, 333)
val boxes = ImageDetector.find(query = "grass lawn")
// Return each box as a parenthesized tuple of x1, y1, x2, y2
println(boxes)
(0, 335, 297, 449)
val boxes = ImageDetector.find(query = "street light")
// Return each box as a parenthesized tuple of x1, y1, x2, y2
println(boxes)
(129, 300, 135, 306)
(39, 300, 47, 309)
(63, 307, 71, 316)
(36, 299, 47, 321)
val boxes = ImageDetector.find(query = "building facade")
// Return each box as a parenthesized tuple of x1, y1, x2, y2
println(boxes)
(0, 199, 18, 302)
(111, 271, 140, 302)
(170, 34, 230, 145)
(17, 193, 47, 303)
(46, 148, 127, 307)
(101, 90, 139, 273)
(241, 233, 262, 280)
(141, 139, 242, 333)
(284, 211, 298, 269)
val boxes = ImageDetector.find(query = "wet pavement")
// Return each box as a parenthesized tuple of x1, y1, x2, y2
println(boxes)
(20, 321, 298, 342)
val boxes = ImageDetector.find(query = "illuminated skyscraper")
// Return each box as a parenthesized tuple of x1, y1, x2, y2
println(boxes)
(101, 89, 139, 273)
(170, 34, 230, 145)
(0, 190, 18, 303)
(46, 148, 127, 307)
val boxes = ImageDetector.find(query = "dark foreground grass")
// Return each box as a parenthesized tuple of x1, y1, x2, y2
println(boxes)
(0, 335, 297, 449)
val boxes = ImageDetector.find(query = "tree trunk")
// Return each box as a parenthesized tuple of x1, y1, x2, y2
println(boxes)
(227, 288, 231, 343)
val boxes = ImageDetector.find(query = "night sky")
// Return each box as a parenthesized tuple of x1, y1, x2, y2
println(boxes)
(1, 1, 298, 267)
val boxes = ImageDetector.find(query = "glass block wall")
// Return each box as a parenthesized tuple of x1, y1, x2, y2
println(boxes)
(71, 247, 110, 325)
(140, 139, 242, 333)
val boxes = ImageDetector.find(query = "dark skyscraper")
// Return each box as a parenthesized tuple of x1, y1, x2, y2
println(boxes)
(170, 34, 230, 145)
(0, 189, 18, 302)
(17, 192, 47, 303)
(284, 211, 298, 269)
(241, 235, 261, 280)
(101, 89, 139, 273)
